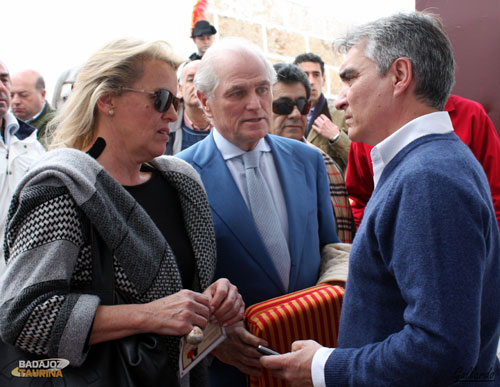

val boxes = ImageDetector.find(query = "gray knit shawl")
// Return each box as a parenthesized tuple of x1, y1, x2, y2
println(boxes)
(1, 148, 216, 372)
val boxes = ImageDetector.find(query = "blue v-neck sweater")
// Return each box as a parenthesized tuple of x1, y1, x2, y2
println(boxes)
(326, 133, 500, 386)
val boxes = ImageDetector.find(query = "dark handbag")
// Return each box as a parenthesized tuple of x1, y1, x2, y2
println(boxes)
(0, 226, 177, 387)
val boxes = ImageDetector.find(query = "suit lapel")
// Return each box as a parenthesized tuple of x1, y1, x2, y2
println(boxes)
(267, 135, 310, 290)
(192, 135, 286, 291)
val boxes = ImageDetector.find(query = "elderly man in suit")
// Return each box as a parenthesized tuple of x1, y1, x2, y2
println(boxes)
(178, 38, 340, 386)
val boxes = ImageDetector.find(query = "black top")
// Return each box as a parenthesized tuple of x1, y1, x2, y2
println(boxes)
(189, 52, 203, 61)
(124, 168, 196, 288)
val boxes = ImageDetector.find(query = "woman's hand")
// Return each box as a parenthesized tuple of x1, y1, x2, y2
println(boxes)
(89, 282, 242, 345)
(204, 278, 245, 327)
(142, 289, 211, 336)
(90, 290, 210, 345)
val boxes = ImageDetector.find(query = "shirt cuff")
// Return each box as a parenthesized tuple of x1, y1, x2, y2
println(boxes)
(312, 347, 335, 387)
(329, 133, 340, 143)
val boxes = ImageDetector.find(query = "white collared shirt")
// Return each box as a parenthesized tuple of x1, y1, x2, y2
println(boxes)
(2, 111, 20, 145)
(310, 111, 454, 387)
(371, 112, 454, 188)
(212, 128, 289, 243)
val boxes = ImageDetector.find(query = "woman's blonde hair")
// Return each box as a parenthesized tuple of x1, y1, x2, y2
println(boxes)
(48, 38, 183, 150)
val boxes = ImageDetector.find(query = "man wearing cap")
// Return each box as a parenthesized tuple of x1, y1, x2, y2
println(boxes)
(189, 20, 217, 61)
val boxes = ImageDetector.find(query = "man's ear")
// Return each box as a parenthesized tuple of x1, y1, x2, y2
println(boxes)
(177, 82, 183, 99)
(96, 93, 114, 115)
(391, 57, 413, 97)
(197, 90, 212, 118)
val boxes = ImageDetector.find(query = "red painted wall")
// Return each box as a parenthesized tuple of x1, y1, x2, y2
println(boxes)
(416, 0, 500, 135)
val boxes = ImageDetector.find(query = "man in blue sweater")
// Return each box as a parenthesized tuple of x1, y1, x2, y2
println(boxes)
(261, 11, 500, 386)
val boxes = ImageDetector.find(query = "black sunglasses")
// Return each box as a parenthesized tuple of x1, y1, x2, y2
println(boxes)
(272, 97, 311, 116)
(121, 87, 181, 113)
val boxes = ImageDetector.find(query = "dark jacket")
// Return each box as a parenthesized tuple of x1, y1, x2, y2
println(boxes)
(29, 102, 56, 148)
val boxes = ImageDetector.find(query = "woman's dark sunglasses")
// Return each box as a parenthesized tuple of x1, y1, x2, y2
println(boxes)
(272, 97, 311, 116)
(121, 87, 181, 113)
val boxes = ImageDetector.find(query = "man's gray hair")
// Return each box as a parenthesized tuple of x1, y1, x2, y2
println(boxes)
(334, 11, 455, 110)
(194, 37, 277, 98)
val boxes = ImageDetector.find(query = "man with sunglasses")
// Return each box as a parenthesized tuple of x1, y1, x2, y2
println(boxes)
(271, 62, 355, 243)
(294, 53, 351, 174)
(177, 38, 342, 386)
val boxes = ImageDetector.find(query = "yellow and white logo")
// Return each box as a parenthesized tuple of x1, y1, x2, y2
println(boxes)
(11, 358, 69, 378)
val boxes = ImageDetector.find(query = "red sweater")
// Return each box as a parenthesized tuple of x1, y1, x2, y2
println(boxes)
(346, 94, 500, 230)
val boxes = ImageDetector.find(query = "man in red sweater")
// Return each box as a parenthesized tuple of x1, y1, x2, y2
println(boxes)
(346, 94, 500, 230)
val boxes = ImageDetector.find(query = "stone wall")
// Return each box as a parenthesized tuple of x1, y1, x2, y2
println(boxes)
(203, 0, 352, 100)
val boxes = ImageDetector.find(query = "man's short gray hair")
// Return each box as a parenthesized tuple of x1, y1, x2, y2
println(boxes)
(334, 11, 455, 110)
(194, 37, 276, 98)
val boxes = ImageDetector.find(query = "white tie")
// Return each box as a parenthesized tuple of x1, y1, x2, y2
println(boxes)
(243, 150, 290, 290)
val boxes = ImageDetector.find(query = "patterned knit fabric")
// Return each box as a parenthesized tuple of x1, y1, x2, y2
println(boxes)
(308, 142, 355, 243)
(0, 149, 216, 371)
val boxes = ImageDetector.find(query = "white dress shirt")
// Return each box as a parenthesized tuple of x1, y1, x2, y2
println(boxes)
(212, 128, 289, 242)
(2, 110, 20, 145)
(371, 112, 454, 188)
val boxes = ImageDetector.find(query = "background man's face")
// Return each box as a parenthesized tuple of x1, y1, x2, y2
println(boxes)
(271, 81, 308, 141)
(200, 53, 272, 151)
(296, 61, 325, 106)
(193, 35, 214, 55)
(0, 63, 11, 118)
(178, 60, 201, 108)
(11, 73, 45, 121)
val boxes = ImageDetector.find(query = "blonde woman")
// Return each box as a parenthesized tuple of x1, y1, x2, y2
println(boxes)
(0, 39, 243, 386)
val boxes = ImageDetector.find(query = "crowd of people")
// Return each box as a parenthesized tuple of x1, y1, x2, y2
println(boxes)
(0, 11, 500, 387)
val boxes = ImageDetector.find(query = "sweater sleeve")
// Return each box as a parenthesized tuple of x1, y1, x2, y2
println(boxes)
(0, 189, 100, 366)
(325, 162, 495, 385)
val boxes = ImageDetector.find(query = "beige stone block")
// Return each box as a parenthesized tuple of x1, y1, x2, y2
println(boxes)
(268, 0, 285, 26)
(309, 37, 343, 67)
(211, 0, 239, 15)
(266, 28, 306, 57)
(205, 13, 214, 25)
(218, 16, 263, 48)
(328, 68, 343, 95)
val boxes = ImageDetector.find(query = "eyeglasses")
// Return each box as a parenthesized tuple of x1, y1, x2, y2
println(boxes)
(120, 87, 181, 113)
(272, 97, 311, 116)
